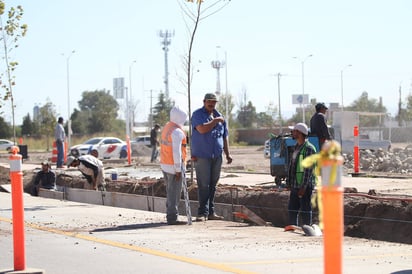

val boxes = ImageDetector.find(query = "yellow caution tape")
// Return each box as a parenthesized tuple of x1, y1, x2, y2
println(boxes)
(302, 140, 344, 229)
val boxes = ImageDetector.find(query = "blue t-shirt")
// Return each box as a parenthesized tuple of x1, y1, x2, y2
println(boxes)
(191, 106, 228, 159)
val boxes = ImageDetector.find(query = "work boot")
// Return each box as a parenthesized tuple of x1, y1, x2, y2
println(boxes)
(167, 220, 186, 225)
(195, 215, 207, 222)
(208, 213, 224, 220)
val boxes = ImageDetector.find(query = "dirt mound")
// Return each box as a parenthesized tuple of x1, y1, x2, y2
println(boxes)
(37, 173, 412, 244)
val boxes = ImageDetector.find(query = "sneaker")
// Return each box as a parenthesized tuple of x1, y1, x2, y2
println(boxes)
(167, 220, 186, 225)
(208, 213, 224, 220)
(195, 216, 207, 222)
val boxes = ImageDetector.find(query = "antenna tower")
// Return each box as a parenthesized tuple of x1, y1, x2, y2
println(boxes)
(158, 30, 174, 99)
(211, 60, 225, 95)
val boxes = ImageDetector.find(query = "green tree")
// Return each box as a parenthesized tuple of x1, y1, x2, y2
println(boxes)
(180, 0, 231, 134)
(0, 115, 11, 138)
(36, 101, 56, 151)
(21, 113, 34, 136)
(346, 91, 387, 126)
(287, 106, 313, 125)
(236, 88, 257, 128)
(72, 89, 120, 134)
(400, 94, 412, 124)
(216, 93, 235, 129)
(0, 1, 27, 142)
(237, 101, 257, 128)
(152, 93, 174, 127)
(256, 112, 274, 128)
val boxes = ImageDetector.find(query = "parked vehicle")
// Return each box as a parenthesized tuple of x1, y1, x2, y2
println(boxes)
(341, 134, 391, 153)
(131, 135, 151, 147)
(0, 139, 13, 152)
(268, 134, 319, 185)
(130, 135, 152, 156)
(70, 137, 128, 159)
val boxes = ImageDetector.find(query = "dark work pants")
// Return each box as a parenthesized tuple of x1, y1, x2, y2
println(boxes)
(288, 186, 313, 226)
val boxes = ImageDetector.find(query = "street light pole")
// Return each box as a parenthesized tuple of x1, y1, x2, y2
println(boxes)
(293, 54, 313, 124)
(217, 46, 229, 129)
(129, 60, 136, 138)
(277, 73, 282, 134)
(224, 50, 229, 130)
(64, 50, 75, 151)
(340, 64, 352, 111)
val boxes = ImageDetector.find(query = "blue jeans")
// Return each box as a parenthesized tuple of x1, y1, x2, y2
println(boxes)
(194, 156, 222, 217)
(288, 186, 313, 226)
(162, 171, 183, 223)
(151, 144, 158, 162)
(56, 140, 64, 168)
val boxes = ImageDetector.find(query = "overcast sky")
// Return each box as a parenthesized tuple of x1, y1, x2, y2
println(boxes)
(3, 0, 412, 125)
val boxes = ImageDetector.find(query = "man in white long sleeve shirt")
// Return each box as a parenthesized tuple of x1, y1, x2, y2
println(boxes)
(160, 106, 188, 225)
(67, 154, 104, 190)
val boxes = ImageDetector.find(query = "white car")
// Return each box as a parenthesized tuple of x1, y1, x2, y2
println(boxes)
(70, 137, 128, 159)
(0, 139, 14, 152)
(131, 135, 151, 147)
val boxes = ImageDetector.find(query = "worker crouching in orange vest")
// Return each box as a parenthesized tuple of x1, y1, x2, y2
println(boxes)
(160, 106, 188, 225)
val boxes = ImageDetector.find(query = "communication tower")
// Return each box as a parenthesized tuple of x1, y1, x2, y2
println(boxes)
(158, 30, 174, 99)
(211, 60, 225, 95)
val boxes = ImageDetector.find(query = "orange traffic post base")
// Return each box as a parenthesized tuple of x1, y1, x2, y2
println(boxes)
(64, 140, 68, 163)
(321, 187, 343, 274)
(9, 146, 26, 271)
(3, 146, 45, 274)
(126, 135, 131, 165)
(319, 141, 344, 274)
(51, 141, 58, 164)
(353, 125, 359, 173)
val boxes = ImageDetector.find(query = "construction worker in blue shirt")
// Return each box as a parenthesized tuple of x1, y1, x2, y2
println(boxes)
(191, 93, 233, 222)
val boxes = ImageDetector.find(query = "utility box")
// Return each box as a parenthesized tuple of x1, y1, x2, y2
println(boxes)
(18, 145, 28, 159)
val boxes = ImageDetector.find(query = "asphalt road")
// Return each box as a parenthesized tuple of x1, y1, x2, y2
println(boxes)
(1, 192, 411, 274)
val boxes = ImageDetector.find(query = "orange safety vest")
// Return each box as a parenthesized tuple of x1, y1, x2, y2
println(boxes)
(160, 122, 187, 166)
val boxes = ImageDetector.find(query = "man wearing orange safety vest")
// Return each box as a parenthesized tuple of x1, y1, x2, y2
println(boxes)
(160, 106, 188, 225)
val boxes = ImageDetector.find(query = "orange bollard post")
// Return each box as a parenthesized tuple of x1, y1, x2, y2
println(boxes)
(51, 141, 58, 164)
(9, 146, 26, 271)
(126, 135, 131, 165)
(320, 141, 344, 274)
(353, 126, 359, 174)
(64, 140, 68, 163)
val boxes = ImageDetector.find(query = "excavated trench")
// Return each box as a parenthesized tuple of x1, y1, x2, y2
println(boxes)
(16, 168, 411, 245)
(1, 145, 411, 244)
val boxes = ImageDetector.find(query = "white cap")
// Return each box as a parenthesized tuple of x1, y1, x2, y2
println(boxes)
(292, 123, 308, 136)
(66, 156, 76, 167)
(170, 106, 188, 127)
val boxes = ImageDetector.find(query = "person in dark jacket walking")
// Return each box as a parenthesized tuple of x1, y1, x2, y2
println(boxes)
(150, 124, 161, 163)
(287, 123, 317, 227)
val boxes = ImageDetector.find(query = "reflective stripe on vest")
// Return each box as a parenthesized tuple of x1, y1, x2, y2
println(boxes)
(295, 141, 316, 186)
(160, 122, 187, 165)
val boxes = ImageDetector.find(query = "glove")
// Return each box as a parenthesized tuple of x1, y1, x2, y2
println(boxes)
(298, 186, 306, 198)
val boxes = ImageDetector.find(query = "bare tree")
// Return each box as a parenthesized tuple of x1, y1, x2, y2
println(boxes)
(0, 1, 28, 142)
(179, 0, 231, 134)
(178, 0, 231, 179)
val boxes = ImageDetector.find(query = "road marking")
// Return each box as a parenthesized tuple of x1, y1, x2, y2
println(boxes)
(0, 217, 255, 274)
(2, 217, 411, 271)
